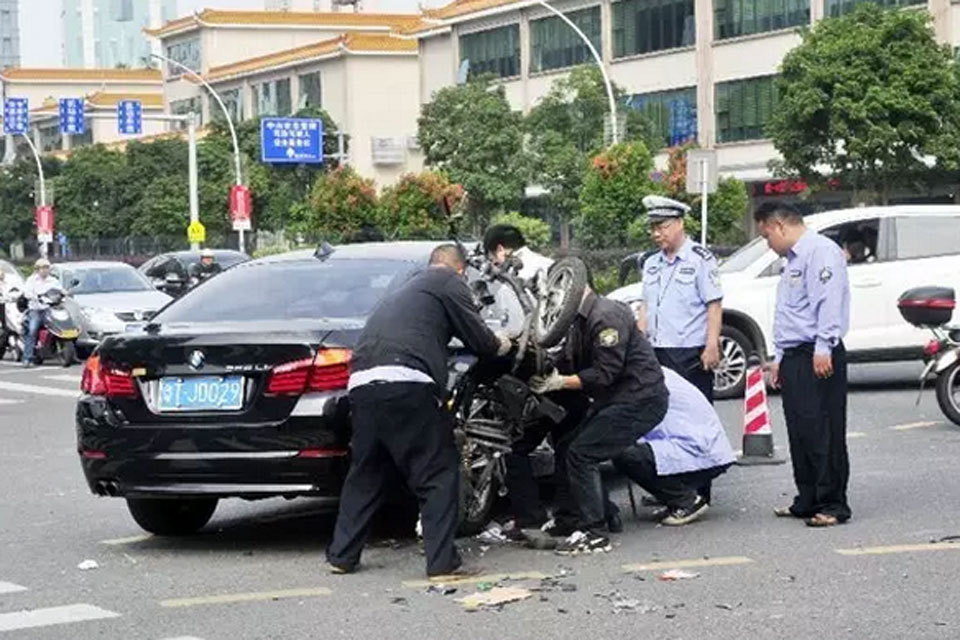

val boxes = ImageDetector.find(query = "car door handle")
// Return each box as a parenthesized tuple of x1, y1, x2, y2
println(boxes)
(852, 278, 882, 288)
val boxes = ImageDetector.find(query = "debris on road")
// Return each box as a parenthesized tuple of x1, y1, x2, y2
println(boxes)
(426, 584, 458, 596)
(390, 597, 408, 606)
(716, 603, 736, 611)
(77, 559, 99, 571)
(475, 521, 508, 544)
(658, 569, 700, 581)
(456, 587, 532, 611)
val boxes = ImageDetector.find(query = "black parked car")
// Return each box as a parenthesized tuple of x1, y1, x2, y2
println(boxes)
(78, 242, 479, 535)
(138, 250, 250, 297)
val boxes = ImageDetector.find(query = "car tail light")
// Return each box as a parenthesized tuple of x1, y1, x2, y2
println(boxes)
(924, 340, 943, 358)
(297, 448, 348, 458)
(266, 349, 351, 396)
(81, 355, 137, 398)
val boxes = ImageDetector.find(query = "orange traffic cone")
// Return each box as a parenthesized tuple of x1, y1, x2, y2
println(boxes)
(735, 354, 785, 466)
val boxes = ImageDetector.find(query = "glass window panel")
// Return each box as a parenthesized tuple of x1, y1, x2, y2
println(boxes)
(460, 24, 521, 79)
(714, 0, 808, 39)
(530, 6, 602, 73)
(715, 75, 778, 143)
(299, 71, 322, 109)
(625, 86, 697, 146)
(611, 0, 696, 58)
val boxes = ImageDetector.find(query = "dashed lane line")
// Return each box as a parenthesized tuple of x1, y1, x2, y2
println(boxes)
(402, 571, 549, 589)
(43, 374, 81, 384)
(622, 556, 755, 573)
(847, 431, 867, 439)
(0, 581, 27, 595)
(889, 421, 940, 431)
(0, 604, 120, 633)
(100, 534, 152, 546)
(0, 381, 77, 398)
(159, 587, 332, 608)
(836, 541, 960, 556)
(0, 399, 23, 406)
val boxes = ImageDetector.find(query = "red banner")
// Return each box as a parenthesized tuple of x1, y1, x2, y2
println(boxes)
(35, 205, 55, 234)
(229, 185, 252, 223)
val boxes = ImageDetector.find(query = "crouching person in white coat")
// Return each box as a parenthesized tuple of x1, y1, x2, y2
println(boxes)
(613, 367, 736, 526)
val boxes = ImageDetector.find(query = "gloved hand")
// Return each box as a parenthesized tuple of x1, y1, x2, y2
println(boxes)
(495, 331, 514, 356)
(529, 369, 566, 394)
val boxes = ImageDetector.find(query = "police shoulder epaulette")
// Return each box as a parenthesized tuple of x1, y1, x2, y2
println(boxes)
(692, 245, 715, 261)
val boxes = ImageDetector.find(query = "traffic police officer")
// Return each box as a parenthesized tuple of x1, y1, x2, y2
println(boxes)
(326, 244, 512, 578)
(754, 202, 851, 528)
(530, 272, 668, 555)
(637, 195, 723, 403)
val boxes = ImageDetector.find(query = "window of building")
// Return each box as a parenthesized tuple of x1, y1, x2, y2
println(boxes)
(529, 6, 602, 73)
(625, 87, 697, 146)
(252, 78, 292, 117)
(171, 97, 203, 128)
(826, 0, 923, 17)
(0, 10, 11, 30)
(218, 88, 243, 123)
(714, 0, 809, 40)
(459, 24, 521, 79)
(715, 75, 778, 143)
(298, 71, 322, 109)
(1, 37, 11, 58)
(166, 37, 201, 76)
(110, 0, 134, 22)
(612, 0, 695, 58)
(39, 123, 63, 154)
(894, 216, 960, 260)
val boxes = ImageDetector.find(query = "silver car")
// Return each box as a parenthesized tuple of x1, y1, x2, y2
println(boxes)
(51, 261, 172, 350)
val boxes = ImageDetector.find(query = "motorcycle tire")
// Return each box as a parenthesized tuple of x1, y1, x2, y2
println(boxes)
(60, 341, 77, 367)
(535, 257, 588, 348)
(934, 361, 960, 427)
(457, 461, 498, 537)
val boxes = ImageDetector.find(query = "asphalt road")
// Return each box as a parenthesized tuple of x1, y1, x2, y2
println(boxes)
(1, 358, 959, 639)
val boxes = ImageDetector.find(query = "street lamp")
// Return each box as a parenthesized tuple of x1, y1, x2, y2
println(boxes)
(532, 0, 619, 145)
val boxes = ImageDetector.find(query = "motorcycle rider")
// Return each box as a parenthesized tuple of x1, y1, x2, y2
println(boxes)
(22, 258, 64, 368)
(189, 249, 222, 286)
(482, 224, 553, 280)
(0, 270, 12, 361)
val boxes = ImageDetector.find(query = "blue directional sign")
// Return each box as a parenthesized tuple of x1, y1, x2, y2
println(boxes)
(3, 97, 29, 135)
(59, 98, 85, 136)
(260, 117, 323, 164)
(117, 100, 142, 135)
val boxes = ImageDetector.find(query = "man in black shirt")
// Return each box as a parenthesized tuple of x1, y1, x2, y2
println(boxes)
(531, 282, 668, 555)
(326, 244, 511, 579)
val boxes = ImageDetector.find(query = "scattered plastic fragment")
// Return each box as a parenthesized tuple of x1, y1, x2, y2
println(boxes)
(456, 587, 532, 611)
(426, 585, 458, 596)
(77, 560, 99, 571)
(658, 569, 700, 581)
(476, 582, 494, 592)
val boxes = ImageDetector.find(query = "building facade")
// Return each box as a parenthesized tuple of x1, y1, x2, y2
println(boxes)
(0, 0, 20, 68)
(62, 0, 176, 69)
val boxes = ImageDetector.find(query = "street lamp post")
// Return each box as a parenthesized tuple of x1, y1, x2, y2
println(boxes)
(532, 0, 619, 145)
(19, 132, 48, 257)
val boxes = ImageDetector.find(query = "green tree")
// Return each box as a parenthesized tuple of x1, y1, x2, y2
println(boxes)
(379, 171, 464, 240)
(418, 75, 526, 229)
(0, 158, 61, 248)
(54, 145, 126, 239)
(577, 141, 657, 249)
(768, 5, 960, 204)
(295, 166, 380, 242)
(491, 211, 552, 251)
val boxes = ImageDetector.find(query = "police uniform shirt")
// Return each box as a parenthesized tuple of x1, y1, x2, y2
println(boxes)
(560, 291, 667, 407)
(641, 238, 723, 348)
(774, 229, 850, 361)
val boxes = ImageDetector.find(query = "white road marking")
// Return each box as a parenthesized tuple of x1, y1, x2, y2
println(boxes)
(0, 398, 23, 405)
(100, 534, 152, 546)
(0, 381, 77, 398)
(161, 637, 206, 640)
(836, 541, 960, 556)
(160, 587, 332, 608)
(0, 581, 27, 594)
(43, 374, 81, 384)
(403, 571, 549, 589)
(0, 603, 119, 632)
(847, 431, 867, 439)
(890, 421, 939, 431)
(622, 556, 755, 572)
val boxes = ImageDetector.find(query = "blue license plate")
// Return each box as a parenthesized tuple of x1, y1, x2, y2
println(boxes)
(157, 376, 244, 412)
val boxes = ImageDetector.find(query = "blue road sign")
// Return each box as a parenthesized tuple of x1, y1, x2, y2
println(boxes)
(117, 100, 142, 135)
(3, 97, 29, 135)
(59, 98, 85, 136)
(260, 117, 323, 164)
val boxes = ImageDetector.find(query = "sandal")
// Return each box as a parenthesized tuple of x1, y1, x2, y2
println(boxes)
(805, 513, 839, 528)
(773, 506, 801, 518)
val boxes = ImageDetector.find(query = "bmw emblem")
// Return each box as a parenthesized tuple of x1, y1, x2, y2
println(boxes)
(188, 350, 206, 371)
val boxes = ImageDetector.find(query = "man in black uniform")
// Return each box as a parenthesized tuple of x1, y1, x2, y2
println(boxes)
(531, 277, 669, 555)
(326, 244, 512, 578)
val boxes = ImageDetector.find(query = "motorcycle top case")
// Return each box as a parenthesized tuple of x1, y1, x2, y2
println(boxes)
(897, 286, 956, 327)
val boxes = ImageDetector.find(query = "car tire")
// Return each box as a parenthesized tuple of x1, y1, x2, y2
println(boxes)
(535, 257, 588, 348)
(714, 325, 752, 400)
(935, 362, 960, 427)
(126, 498, 218, 536)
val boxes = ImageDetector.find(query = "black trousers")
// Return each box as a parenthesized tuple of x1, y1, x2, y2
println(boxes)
(0, 303, 8, 360)
(613, 443, 730, 510)
(564, 396, 669, 529)
(655, 347, 714, 404)
(780, 342, 851, 521)
(326, 382, 460, 576)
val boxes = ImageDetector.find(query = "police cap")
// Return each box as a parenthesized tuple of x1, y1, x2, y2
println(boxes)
(643, 195, 690, 221)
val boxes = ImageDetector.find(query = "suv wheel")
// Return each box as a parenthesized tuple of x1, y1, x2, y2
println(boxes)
(714, 326, 751, 400)
(126, 497, 218, 536)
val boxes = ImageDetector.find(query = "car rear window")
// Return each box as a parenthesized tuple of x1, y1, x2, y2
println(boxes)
(154, 258, 419, 323)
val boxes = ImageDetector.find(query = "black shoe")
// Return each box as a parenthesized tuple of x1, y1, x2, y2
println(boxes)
(606, 511, 623, 534)
(555, 529, 612, 556)
(661, 496, 709, 527)
(540, 518, 577, 538)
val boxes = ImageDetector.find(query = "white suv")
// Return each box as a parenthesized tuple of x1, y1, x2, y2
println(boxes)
(609, 205, 960, 398)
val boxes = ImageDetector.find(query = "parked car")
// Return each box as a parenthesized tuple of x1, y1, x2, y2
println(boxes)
(51, 261, 172, 353)
(138, 250, 249, 297)
(609, 205, 960, 398)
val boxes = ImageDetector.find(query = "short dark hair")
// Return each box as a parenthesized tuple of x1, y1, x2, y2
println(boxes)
(753, 201, 804, 224)
(430, 243, 467, 270)
(483, 224, 526, 255)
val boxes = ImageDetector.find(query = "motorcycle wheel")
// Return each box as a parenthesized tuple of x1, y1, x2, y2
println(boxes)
(59, 341, 77, 367)
(934, 361, 960, 427)
(535, 257, 588, 348)
(457, 455, 498, 537)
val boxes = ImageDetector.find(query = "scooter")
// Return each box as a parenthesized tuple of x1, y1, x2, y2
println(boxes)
(15, 289, 82, 367)
(897, 286, 960, 426)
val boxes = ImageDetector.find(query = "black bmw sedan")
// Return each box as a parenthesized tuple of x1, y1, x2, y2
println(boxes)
(76, 242, 446, 535)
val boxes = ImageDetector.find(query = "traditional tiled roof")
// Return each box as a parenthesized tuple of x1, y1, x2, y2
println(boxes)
(395, 0, 524, 35)
(0, 67, 162, 83)
(145, 9, 423, 37)
(30, 92, 165, 113)
(206, 33, 416, 83)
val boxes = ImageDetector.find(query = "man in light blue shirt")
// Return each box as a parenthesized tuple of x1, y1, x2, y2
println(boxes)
(613, 367, 735, 526)
(756, 202, 851, 528)
(638, 196, 724, 403)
